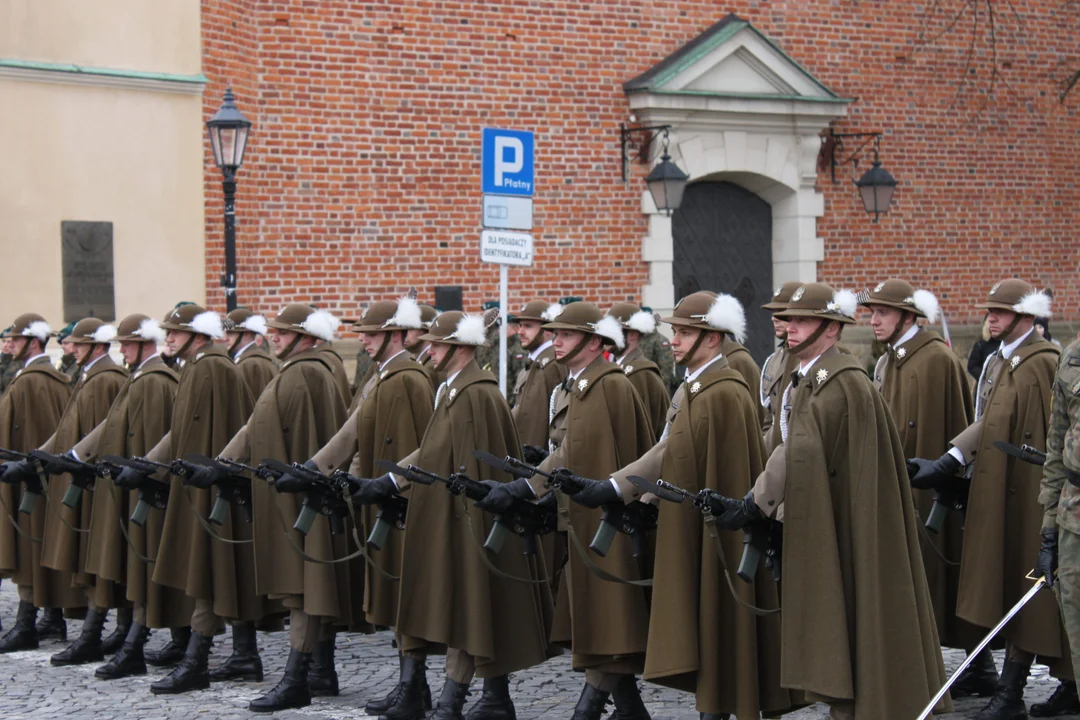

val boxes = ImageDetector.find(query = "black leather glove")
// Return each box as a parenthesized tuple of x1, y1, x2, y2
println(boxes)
(569, 477, 620, 509)
(1, 459, 37, 487)
(474, 477, 535, 514)
(179, 462, 225, 490)
(908, 452, 963, 490)
(273, 460, 319, 494)
(39, 451, 80, 477)
(348, 473, 399, 504)
(113, 465, 150, 490)
(1037, 527, 1059, 588)
(706, 490, 763, 530)
(522, 444, 548, 466)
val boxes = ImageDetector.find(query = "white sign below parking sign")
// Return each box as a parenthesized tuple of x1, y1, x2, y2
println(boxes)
(480, 230, 534, 267)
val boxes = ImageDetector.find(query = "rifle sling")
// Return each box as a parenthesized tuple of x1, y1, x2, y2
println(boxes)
(701, 511, 779, 617)
(458, 495, 550, 585)
(560, 493, 653, 588)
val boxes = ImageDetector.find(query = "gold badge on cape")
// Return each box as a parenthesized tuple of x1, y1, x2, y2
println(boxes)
(896, 348, 907, 359)
(380, 370, 389, 380)
(448, 388, 458, 401)
(815, 368, 829, 383)
(623, 365, 633, 374)
(1011, 355, 1022, 369)
(540, 357, 550, 368)
(577, 379, 589, 392)
(690, 381, 702, 394)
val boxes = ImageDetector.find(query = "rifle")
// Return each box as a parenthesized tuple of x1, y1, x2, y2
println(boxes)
(99, 455, 174, 527)
(628, 475, 782, 583)
(258, 458, 350, 536)
(907, 458, 972, 535)
(173, 454, 262, 526)
(27, 450, 100, 509)
(993, 440, 1047, 466)
(0, 448, 41, 514)
(469, 450, 646, 558)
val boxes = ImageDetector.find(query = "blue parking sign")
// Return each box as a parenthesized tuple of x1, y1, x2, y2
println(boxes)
(482, 128, 534, 196)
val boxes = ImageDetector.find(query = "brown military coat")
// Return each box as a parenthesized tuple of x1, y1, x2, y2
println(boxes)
(0, 356, 78, 608)
(150, 346, 261, 621)
(528, 355, 655, 673)
(875, 328, 978, 649)
(348, 361, 377, 415)
(414, 347, 441, 393)
(760, 343, 795, 438)
(396, 359, 551, 678)
(951, 332, 1068, 661)
(235, 344, 278, 404)
(774, 348, 948, 719)
(645, 360, 789, 717)
(618, 347, 670, 444)
(510, 343, 565, 449)
(40, 356, 126, 590)
(721, 336, 764, 427)
(318, 343, 354, 407)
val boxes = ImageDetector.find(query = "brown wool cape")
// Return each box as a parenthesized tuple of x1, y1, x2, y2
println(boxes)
(236, 346, 279, 404)
(619, 347, 670, 444)
(956, 334, 1067, 659)
(396, 360, 552, 678)
(318, 343, 354, 407)
(40, 356, 127, 589)
(721, 336, 764, 428)
(646, 361, 788, 718)
(510, 344, 566, 449)
(781, 351, 948, 720)
(877, 329, 978, 649)
(533, 356, 656, 672)
(80, 356, 193, 626)
(151, 346, 261, 621)
(0, 358, 78, 608)
(760, 344, 795, 437)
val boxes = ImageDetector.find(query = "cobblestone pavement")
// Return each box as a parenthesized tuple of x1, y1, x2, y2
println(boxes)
(0, 582, 1076, 719)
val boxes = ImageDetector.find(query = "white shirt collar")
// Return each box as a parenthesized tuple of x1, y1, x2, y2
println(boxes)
(82, 353, 108, 373)
(799, 353, 825, 375)
(893, 324, 920, 349)
(379, 349, 408, 371)
(136, 353, 159, 371)
(23, 353, 48, 366)
(445, 368, 463, 387)
(684, 353, 725, 383)
(528, 340, 552, 363)
(1000, 327, 1034, 359)
(234, 340, 257, 360)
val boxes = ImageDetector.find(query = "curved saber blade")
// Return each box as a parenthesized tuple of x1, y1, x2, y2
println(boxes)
(916, 576, 1046, 720)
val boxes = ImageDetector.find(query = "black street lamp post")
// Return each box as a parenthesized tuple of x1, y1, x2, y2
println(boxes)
(206, 86, 252, 311)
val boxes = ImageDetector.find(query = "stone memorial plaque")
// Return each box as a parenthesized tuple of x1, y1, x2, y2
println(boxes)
(61, 221, 116, 322)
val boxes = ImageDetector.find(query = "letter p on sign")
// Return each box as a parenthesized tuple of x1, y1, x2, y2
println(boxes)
(482, 129, 534, 197)
(494, 137, 523, 187)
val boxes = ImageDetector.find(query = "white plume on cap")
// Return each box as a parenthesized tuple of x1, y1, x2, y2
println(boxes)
(828, 289, 859, 319)
(92, 324, 118, 343)
(135, 318, 166, 344)
(911, 289, 941, 324)
(448, 314, 487, 346)
(626, 310, 656, 335)
(591, 315, 626, 351)
(240, 314, 268, 335)
(541, 303, 564, 322)
(23, 320, 52, 341)
(705, 294, 747, 343)
(302, 310, 340, 342)
(189, 311, 225, 339)
(1014, 290, 1052, 318)
(387, 296, 423, 329)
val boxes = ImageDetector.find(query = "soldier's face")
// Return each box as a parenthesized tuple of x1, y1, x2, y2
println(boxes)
(61, 339, 76, 356)
(771, 316, 788, 339)
(552, 330, 587, 360)
(405, 328, 426, 347)
(359, 331, 385, 357)
(8, 337, 27, 358)
(1, 337, 13, 355)
(225, 330, 243, 347)
(670, 326, 702, 364)
(987, 309, 1017, 339)
(516, 320, 543, 347)
(71, 343, 94, 365)
(165, 329, 194, 357)
(786, 317, 831, 354)
(427, 342, 453, 366)
(868, 305, 904, 341)
(268, 328, 299, 356)
(119, 341, 144, 366)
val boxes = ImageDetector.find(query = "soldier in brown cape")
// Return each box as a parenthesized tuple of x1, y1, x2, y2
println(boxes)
(0, 314, 76, 651)
(224, 307, 278, 401)
(345, 311, 552, 720)
(477, 301, 655, 720)
(54, 322, 81, 385)
(111, 303, 259, 695)
(196, 304, 349, 712)
(408, 303, 442, 393)
(306, 297, 436, 714)
(861, 280, 991, 694)
(717, 317, 764, 427)
(27, 319, 127, 666)
(311, 310, 353, 407)
(710, 283, 949, 720)
(607, 302, 670, 443)
(507, 300, 567, 453)
(911, 279, 1073, 719)
(759, 282, 800, 442)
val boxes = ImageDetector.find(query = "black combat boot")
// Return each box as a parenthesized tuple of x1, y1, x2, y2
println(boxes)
(611, 675, 651, 720)
(0, 600, 38, 653)
(249, 648, 312, 712)
(96, 623, 151, 679)
(464, 675, 515, 720)
(570, 683, 611, 720)
(145, 626, 191, 667)
(150, 631, 213, 694)
(953, 648, 1001, 698)
(101, 607, 133, 654)
(50, 605, 107, 665)
(699, 714, 731, 720)
(208, 621, 263, 682)
(974, 659, 1030, 720)
(308, 634, 339, 697)
(430, 678, 471, 720)
(368, 654, 434, 714)
(379, 655, 431, 720)
(35, 607, 67, 641)
(1030, 680, 1080, 717)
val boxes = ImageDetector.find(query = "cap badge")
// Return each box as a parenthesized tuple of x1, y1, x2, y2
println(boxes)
(896, 348, 907, 359)
(690, 381, 702, 394)
(1011, 355, 1022, 369)
(577, 379, 589, 392)
(815, 368, 829, 383)
(903, 296, 915, 306)
(623, 365, 633, 374)
(874, 283, 885, 293)
(990, 282, 1001, 296)
(773, 286, 782, 298)
(791, 286, 805, 302)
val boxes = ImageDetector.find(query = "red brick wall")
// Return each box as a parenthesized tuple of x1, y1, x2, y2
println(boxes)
(200, 0, 1080, 326)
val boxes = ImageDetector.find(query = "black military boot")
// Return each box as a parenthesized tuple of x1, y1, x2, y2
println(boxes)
(570, 683, 611, 720)
(145, 626, 191, 667)
(974, 659, 1030, 720)
(953, 648, 1001, 698)
(699, 714, 731, 720)
(0, 600, 39, 653)
(611, 675, 651, 720)
(464, 675, 515, 720)
(36, 607, 67, 641)
(430, 678, 471, 720)
(101, 607, 133, 654)
(150, 631, 213, 694)
(50, 606, 107, 665)
(1030, 680, 1080, 717)
(308, 634, 339, 697)
(96, 623, 151, 679)
(208, 621, 263, 682)
(379, 655, 431, 720)
(368, 655, 434, 714)
(249, 648, 312, 712)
